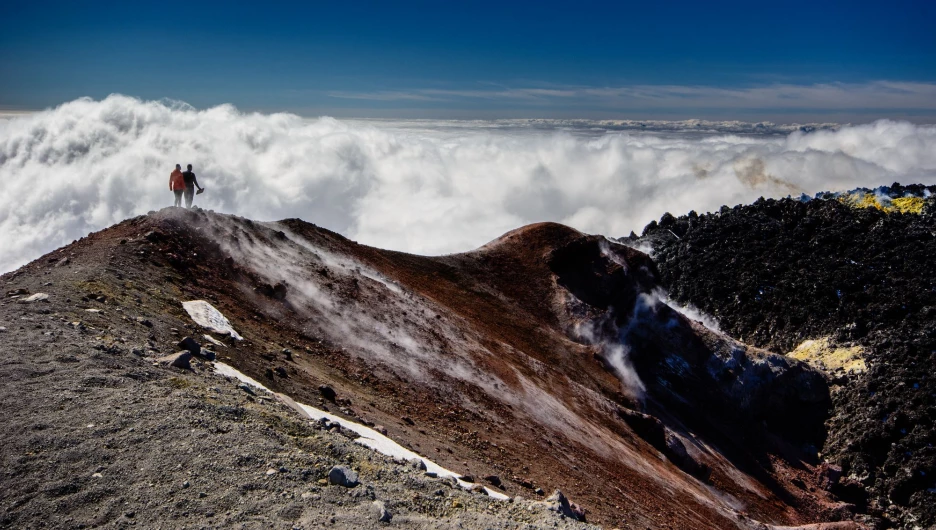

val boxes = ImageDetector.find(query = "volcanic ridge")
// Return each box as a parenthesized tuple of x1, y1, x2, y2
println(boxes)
(3, 186, 930, 529)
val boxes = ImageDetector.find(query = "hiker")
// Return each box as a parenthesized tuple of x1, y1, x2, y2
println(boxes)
(169, 164, 185, 207)
(182, 164, 203, 208)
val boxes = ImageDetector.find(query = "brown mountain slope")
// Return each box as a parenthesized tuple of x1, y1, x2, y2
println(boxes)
(1, 207, 863, 529)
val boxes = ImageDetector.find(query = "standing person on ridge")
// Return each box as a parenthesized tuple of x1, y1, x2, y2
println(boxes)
(169, 164, 185, 207)
(182, 163, 203, 208)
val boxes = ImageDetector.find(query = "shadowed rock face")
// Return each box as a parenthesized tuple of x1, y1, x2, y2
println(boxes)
(1, 209, 858, 529)
(548, 235, 831, 458)
(633, 184, 936, 529)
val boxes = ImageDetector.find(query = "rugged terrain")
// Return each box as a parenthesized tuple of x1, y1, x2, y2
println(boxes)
(0, 205, 874, 529)
(632, 184, 936, 529)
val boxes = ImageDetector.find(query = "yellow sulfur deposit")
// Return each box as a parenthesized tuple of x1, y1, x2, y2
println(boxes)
(788, 337, 866, 376)
(890, 196, 925, 214)
(837, 192, 925, 214)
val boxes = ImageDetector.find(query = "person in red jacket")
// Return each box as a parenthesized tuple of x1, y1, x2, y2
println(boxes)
(169, 164, 185, 207)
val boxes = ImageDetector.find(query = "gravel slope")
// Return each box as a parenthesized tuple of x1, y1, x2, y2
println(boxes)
(0, 267, 597, 529)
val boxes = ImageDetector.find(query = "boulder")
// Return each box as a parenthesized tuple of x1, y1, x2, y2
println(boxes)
(177, 337, 201, 356)
(318, 385, 337, 401)
(157, 351, 192, 369)
(327, 466, 359, 488)
(371, 500, 392, 523)
(544, 490, 586, 522)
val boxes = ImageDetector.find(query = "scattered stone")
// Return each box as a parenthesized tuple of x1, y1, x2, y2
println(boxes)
(459, 475, 475, 483)
(85, 308, 102, 313)
(6, 288, 28, 297)
(424, 472, 438, 478)
(281, 348, 293, 361)
(157, 351, 192, 370)
(369, 500, 392, 523)
(410, 459, 427, 471)
(534, 487, 544, 496)
(484, 475, 502, 488)
(318, 385, 337, 401)
(177, 336, 201, 356)
(135, 317, 153, 327)
(91, 472, 103, 478)
(327, 466, 359, 488)
(182, 480, 190, 489)
(401, 416, 415, 426)
(544, 490, 586, 521)
(238, 383, 256, 396)
(274, 366, 288, 378)
(266, 468, 278, 475)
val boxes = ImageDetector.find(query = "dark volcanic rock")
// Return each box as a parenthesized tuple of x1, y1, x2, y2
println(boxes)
(327, 465, 359, 488)
(634, 184, 936, 528)
(318, 385, 337, 401)
(157, 351, 192, 369)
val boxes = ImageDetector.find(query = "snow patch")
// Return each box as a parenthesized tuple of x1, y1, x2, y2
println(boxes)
(202, 334, 227, 347)
(181, 300, 243, 340)
(213, 362, 508, 501)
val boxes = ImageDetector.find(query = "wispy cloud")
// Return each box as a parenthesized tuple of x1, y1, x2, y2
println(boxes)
(328, 81, 936, 111)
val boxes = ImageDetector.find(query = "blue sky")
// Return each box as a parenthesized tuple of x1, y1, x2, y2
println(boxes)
(1, 0, 935, 121)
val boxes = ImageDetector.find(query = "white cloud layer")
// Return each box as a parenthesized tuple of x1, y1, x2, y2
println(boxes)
(2, 95, 936, 273)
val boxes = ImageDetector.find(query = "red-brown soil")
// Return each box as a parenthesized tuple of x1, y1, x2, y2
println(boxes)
(2, 207, 866, 529)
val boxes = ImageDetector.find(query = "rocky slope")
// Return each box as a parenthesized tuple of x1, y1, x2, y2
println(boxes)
(1, 206, 869, 529)
(630, 184, 936, 529)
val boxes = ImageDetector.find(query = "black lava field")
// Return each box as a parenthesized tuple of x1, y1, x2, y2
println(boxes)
(629, 184, 936, 529)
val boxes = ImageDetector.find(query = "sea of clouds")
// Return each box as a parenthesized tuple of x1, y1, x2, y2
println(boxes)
(1, 94, 935, 273)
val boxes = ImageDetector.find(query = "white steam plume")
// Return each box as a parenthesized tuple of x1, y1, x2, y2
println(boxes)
(2, 95, 936, 273)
